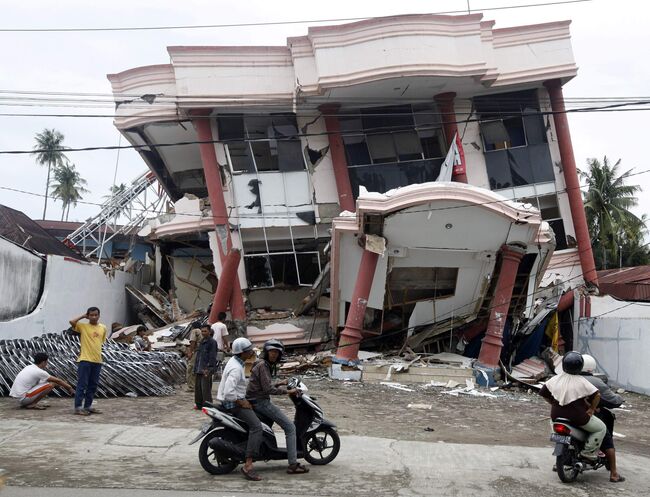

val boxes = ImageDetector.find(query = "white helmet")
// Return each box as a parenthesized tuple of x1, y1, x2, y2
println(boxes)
(231, 337, 253, 355)
(582, 354, 597, 374)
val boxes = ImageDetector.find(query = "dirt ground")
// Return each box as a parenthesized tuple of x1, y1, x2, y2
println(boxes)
(2, 371, 649, 458)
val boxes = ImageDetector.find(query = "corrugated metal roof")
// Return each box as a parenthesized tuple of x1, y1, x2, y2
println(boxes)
(0, 205, 84, 259)
(598, 267, 650, 301)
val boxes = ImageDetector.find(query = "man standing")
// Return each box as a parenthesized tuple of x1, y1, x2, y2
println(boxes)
(10, 352, 74, 409)
(185, 322, 203, 392)
(194, 325, 218, 409)
(211, 312, 230, 367)
(217, 337, 263, 481)
(69, 307, 107, 416)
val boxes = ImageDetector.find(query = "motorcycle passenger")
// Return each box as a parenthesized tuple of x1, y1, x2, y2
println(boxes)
(539, 351, 607, 462)
(246, 339, 309, 475)
(216, 337, 263, 481)
(581, 354, 626, 483)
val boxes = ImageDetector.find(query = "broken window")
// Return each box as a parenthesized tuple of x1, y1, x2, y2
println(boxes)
(340, 104, 447, 196)
(519, 194, 568, 250)
(385, 267, 458, 307)
(243, 250, 322, 288)
(475, 90, 554, 190)
(219, 114, 305, 173)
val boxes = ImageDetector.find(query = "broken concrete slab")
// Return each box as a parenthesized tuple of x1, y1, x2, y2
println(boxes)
(329, 363, 362, 381)
(362, 364, 474, 385)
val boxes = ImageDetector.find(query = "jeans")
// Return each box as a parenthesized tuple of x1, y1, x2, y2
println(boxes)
(230, 406, 263, 459)
(194, 372, 213, 408)
(75, 361, 102, 409)
(580, 414, 607, 456)
(253, 398, 297, 465)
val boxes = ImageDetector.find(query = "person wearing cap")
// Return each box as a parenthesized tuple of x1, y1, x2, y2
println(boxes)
(216, 337, 263, 481)
(10, 352, 74, 409)
(581, 354, 626, 483)
(247, 339, 308, 475)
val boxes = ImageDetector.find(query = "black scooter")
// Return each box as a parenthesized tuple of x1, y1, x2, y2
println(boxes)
(190, 377, 340, 474)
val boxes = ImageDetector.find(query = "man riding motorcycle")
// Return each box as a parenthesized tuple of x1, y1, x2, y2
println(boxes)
(247, 339, 309, 475)
(215, 337, 263, 481)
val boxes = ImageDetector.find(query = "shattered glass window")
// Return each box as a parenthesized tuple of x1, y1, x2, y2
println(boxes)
(339, 104, 446, 197)
(220, 113, 305, 173)
(516, 194, 568, 250)
(476, 90, 554, 190)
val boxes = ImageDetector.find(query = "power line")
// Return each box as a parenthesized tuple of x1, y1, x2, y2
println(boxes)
(2, 101, 650, 155)
(0, 1, 591, 33)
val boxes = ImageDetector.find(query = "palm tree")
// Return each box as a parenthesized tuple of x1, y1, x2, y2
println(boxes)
(103, 183, 127, 199)
(32, 129, 68, 219)
(50, 161, 89, 221)
(580, 156, 645, 269)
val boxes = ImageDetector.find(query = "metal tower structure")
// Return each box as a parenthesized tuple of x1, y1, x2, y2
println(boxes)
(63, 171, 168, 260)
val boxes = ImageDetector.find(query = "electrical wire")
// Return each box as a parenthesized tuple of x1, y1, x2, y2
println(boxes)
(2, 101, 650, 156)
(0, 0, 592, 33)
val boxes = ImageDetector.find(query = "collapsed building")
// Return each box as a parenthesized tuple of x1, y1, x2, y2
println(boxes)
(107, 13, 597, 379)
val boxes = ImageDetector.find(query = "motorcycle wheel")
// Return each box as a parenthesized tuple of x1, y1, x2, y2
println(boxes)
(556, 447, 580, 483)
(303, 427, 340, 465)
(198, 430, 239, 475)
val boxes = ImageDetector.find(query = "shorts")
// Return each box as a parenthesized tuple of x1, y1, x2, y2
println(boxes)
(17, 382, 52, 406)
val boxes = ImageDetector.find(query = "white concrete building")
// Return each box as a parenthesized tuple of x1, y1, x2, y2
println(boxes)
(108, 14, 597, 364)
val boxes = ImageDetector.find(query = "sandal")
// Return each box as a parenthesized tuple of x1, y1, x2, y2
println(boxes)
(25, 404, 48, 410)
(610, 475, 626, 483)
(287, 463, 310, 474)
(241, 467, 263, 481)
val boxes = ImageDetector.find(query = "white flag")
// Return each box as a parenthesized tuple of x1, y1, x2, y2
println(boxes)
(436, 132, 461, 182)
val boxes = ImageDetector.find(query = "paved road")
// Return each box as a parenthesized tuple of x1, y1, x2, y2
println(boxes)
(1, 419, 648, 496)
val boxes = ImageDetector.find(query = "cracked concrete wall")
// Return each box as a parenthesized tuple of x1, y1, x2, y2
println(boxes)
(297, 114, 339, 207)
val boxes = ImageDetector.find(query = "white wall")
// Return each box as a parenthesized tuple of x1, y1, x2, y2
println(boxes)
(0, 254, 141, 339)
(0, 238, 44, 321)
(171, 256, 214, 312)
(576, 295, 650, 395)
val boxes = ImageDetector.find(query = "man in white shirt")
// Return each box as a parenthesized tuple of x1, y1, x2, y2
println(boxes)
(10, 352, 74, 409)
(216, 337, 263, 481)
(211, 312, 230, 354)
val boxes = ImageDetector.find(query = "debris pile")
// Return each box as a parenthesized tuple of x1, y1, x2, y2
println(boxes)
(0, 333, 185, 398)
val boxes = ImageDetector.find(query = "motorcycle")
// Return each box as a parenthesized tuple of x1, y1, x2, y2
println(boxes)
(190, 376, 340, 475)
(549, 407, 615, 483)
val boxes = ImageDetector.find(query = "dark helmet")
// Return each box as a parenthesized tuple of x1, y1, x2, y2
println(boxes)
(562, 351, 584, 375)
(262, 339, 284, 360)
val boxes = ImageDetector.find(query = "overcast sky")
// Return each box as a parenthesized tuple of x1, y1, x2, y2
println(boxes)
(0, 0, 648, 225)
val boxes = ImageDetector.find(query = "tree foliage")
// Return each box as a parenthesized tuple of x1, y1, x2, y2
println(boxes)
(50, 162, 88, 221)
(32, 129, 68, 219)
(580, 156, 649, 269)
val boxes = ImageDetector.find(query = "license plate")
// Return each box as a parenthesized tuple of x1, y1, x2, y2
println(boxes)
(550, 433, 571, 444)
(189, 422, 213, 445)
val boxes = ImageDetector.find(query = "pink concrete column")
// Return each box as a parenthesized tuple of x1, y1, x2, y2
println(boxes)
(208, 248, 241, 323)
(544, 79, 598, 287)
(477, 245, 526, 368)
(192, 114, 246, 321)
(434, 92, 467, 184)
(335, 247, 379, 363)
(320, 104, 356, 212)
